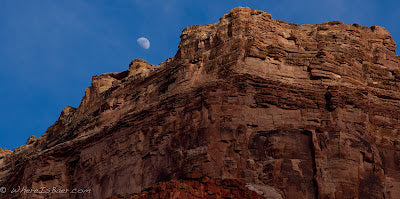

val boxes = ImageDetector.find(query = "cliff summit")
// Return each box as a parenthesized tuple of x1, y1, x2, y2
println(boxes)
(0, 7, 399, 199)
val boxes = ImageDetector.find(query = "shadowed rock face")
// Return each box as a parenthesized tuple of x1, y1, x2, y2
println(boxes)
(0, 7, 399, 199)
(106, 172, 265, 199)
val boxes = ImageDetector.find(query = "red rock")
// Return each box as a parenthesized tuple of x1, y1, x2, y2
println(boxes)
(111, 176, 264, 199)
(0, 7, 399, 199)
(183, 172, 203, 180)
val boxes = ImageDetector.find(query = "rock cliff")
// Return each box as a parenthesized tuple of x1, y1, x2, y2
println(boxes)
(0, 7, 399, 199)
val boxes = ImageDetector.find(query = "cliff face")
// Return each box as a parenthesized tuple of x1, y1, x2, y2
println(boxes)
(1, 7, 400, 199)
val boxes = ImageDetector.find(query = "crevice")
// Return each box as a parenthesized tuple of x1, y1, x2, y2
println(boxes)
(307, 130, 319, 199)
(325, 91, 335, 111)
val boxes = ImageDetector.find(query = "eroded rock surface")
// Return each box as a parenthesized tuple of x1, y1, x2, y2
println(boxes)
(107, 172, 264, 199)
(0, 7, 399, 199)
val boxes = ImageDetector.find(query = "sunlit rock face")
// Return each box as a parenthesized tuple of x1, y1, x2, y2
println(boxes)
(0, 7, 399, 199)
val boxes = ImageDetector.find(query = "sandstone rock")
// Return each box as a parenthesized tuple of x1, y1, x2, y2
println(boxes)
(0, 148, 11, 158)
(106, 174, 265, 199)
(25, 136, 38, 145)
(0, 7, 399, 199)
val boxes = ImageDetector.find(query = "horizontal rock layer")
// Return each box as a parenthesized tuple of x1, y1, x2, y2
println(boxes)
(107, 172, 265, 199)
(0, 7, 399, 199)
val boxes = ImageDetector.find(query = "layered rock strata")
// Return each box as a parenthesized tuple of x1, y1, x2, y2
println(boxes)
(0, 7, 399, 199)
(107, 172, 265, 199)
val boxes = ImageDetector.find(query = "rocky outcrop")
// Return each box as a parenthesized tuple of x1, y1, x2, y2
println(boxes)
(0, 7, 399, 199)
(107, 172, 265, 199)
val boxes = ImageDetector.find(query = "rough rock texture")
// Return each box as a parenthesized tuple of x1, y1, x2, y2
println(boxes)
(0, 7, 400, 199)
(106, 172, 264, 199)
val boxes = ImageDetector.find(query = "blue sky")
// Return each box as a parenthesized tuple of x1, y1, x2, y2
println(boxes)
(0, 0, 398, 150)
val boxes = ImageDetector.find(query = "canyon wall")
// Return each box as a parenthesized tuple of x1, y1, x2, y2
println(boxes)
(0, 7, 399, 199)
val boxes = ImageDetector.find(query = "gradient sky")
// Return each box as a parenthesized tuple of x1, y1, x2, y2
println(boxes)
(0, 0, 399, 150)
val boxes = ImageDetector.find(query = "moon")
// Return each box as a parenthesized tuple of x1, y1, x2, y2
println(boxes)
(137, 37, 150, 49)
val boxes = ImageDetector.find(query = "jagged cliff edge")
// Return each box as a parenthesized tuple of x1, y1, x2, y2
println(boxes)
(0, 7, 400, 199)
